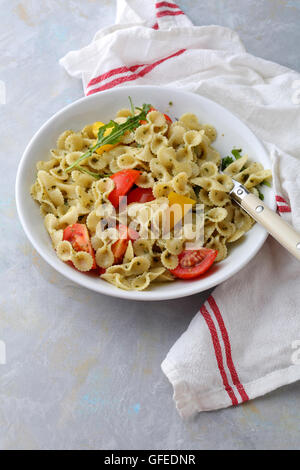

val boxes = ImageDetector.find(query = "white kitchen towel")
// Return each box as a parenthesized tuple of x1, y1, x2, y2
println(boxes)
(60, 0, 300, 418)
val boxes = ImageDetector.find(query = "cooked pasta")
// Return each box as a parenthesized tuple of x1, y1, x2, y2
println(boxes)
(31, 103, 272, 291)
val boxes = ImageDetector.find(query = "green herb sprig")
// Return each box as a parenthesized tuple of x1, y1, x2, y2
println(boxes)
(231, 148, 243, 160)
(258, 178, 272, 199)
(221, 148, 272, 198)
(66, 101, 151, 175)
(128, 96, 135, 116)
(76, 166, 112, 179)
(221, 155, 234, 170)
(257, 188, 265, 201)
(221, 148, 242, 170)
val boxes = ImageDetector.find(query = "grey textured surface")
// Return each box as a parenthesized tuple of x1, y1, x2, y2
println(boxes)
(1, 0, 300, 450)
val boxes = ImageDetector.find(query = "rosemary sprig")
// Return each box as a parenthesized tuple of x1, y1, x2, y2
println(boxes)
(66, 102, 151, 173)
(75, 166, 112, 179)
(128, 96, 135, 115)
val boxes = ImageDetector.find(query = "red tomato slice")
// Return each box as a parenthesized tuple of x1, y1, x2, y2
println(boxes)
(63, 223, 97, 269)
(84, 265, 106, 276)
(118, 224, 139, 241)
(111, 239, 128, 265)
(170, 248, 218, 280)
(127, 187, 155, 204)
(108, 170, 141, 208)
(139, 107, 172, 125)
(111, 224, 139, 265)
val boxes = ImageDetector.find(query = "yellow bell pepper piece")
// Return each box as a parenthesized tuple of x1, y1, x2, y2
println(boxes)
(92, 121, 119, 155)
(167, 191, 196, 229)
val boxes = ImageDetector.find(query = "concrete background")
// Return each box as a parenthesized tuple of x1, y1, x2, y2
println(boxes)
(1, 0, 300, 450)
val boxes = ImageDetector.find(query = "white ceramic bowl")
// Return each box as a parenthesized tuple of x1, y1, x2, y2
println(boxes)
(16, 86, 274, 301)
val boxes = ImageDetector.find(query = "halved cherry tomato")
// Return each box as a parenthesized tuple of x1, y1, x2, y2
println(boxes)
(140, 107, 172, 125)
(86, 266, 106, 276)
(108, 170, 141, 208)
(170, 248, 218, 280)
(127, 187, 155, 204)
(63, 223, 97, 269)
(96, 267, 106, 275)
(111, 224, 139, 265)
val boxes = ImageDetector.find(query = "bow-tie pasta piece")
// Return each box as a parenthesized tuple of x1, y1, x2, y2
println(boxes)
(135, 171, 154, 189)
(206, 207, 227, 223)
(209, 190, 230, 207)
(199, 162, 218, 178)
(206, 235, 227, 262)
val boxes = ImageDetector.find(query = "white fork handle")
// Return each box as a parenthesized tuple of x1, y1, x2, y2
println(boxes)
(239, 192, 300, 260)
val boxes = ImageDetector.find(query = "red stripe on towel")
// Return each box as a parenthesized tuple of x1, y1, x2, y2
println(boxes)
(275, 195, 291, 213)
(208, 296, 249, 403)
(87, 64, 146, 89)
(86, 49, 186, 95)
(278, 205, 291, 213)
(156, 10, 184, 17)
(155, 1, 180, 8)
(275, 195, 288, 204)
(200, 305, 239, 406)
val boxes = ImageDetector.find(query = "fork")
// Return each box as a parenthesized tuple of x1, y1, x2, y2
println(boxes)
(229, 178, 300, 261)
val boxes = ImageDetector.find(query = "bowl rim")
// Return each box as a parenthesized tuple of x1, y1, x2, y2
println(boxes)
(15, 85, 273, 301)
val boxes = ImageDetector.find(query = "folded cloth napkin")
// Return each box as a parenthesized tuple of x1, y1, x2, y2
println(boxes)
(60, 0, 300, 418)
